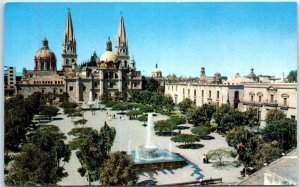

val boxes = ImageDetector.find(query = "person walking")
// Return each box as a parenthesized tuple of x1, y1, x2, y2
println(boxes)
(203, 154, 206, 164)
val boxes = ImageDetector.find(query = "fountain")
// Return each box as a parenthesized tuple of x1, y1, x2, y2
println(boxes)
(80, 90, 100, 110)
(130, 113, 187, 171)
(127, 140, 131, 155)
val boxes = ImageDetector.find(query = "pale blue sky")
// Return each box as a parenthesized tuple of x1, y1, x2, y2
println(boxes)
(4, 2, 297, 77)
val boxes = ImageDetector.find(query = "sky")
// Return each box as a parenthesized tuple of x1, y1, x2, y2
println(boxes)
(4, 2, 297, 78)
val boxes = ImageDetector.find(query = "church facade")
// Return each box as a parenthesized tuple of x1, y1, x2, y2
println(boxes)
(17, 10, 142, 102)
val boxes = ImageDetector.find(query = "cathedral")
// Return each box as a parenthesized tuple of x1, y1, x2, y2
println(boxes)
(18, 10, 142, 102)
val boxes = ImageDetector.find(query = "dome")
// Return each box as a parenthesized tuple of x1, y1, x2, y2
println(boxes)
(34, 38, 56, 60)
(100, 51, 117, 62)
(152, 68, 161, 73)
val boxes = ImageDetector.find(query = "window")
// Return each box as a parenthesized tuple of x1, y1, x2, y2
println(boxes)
(217, 91, 219, 99)
(183, 88, 185, 95)
(41, 89, 44, 94)
(259, 96, 262, 103)
(134, 83, 138, 87)
(94, 82, 98, 87)
(209, 90, 211, 98)
(202, 90, 204, 97)
(270, 94, 274, 103)
(291, 115, 296, 120)
(60, 89, 63, 93)
(251, 95, 254, 102)
(109, 83, 114, 88)
(69, 86, 73, 91)
(53, 89, 56, 94)
(194, 90, 196, 97)
(284, 98, 287, 106)
(83, 86, 86, 91)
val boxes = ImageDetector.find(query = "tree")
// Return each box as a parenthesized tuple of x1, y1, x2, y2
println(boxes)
(252, 141, 283, 170)
(261, 118, 297, 151)
(99, 151, 138, 185)
(150, 93, 164, 112)
(5, 144, 62, 185)
(187, 104, 216, 126)
(244, 107, 260, 130)
(40, 105, 59, 121)
(99, 122, 116, 155)
(218, 109, 247, 132)
(5, 96, 32, 152)
(178, 98, 193, 114)
(191, 126, 210, 138)
(111, 102, 132, 113)
(76, 122, 116, 184)
(207, 148, 237, 166)
(213, 104, 232, 127)
(287, 70, 297, 82)
(226, 126, 262, 173)
(171, 134, 199, 147)
(68, 127, 94, 150)
(74, 119, 88, 128)
(163, 95, 175, 115)
(26, 126, 71, 179)
(144, 78, 160, 92)
(25, 92, 45, 115)
(154, 120, 175, 135)
(265, 109, 286, 124)
(138, 91, 154, 104)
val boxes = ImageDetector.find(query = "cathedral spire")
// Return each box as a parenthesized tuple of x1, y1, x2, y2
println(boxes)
(64, 9, 75, 44)
(117, 16, 126, 44)
(116, 16, 128, 56)
(62, 9, 77, 71)
(106, 37, 112, 51)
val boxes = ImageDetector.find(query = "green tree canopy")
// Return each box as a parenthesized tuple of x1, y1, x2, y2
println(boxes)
(5, 144, 62, 186)
(76, 122, 116, 184)
(226, 126, 262, 168)
(27, 125, 71, 168)
(171, 134, 199, 146)
(207, 147, 237, 166)
(74, 119, 88, 128)
(99, 151, 138, 185)
(191, 126, 210, 138)
(150, 93, 164, 112)
(40, 105, 59, 120)
(178, 98, 193, 114)
(265, 109, 286, 124)
(163, 95, 175, 115)
(218, 109, 247, 132)
(252, 141, 283, 170)
(287, 70, 297, 82)
(261, 118, 297, 151)
(145, 78, 160, 92)
(111, 102, 132, 112)
(187, 104, 216, 126)
(5, 96, 32, 152)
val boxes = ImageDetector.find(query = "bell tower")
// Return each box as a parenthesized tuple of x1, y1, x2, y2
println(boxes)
(62, 9, 77, 71)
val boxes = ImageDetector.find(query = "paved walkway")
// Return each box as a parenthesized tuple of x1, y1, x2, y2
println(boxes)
(46, 107, 243, 185)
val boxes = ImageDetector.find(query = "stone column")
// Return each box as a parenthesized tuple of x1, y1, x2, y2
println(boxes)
(76, 79, 80, 102)
(118, 70, 122, 94)
(100, 70, 104, 97)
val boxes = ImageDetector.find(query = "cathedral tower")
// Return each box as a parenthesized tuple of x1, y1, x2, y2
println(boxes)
(115, 16, 128, 56)
(62, 9, 77, 71)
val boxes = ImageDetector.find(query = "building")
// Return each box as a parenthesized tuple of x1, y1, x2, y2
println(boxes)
(151, 64, 162, 78)
(238, 149, 297, 185)
(165, 68, 297, 122)
(16, 10, 142, 102)
(4, 66, 17, 97)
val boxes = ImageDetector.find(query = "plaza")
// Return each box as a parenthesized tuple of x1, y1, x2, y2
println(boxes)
(45, 106, 243, 185)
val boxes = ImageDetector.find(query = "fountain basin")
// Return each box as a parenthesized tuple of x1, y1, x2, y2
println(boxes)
(129, 150, 187, 171)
